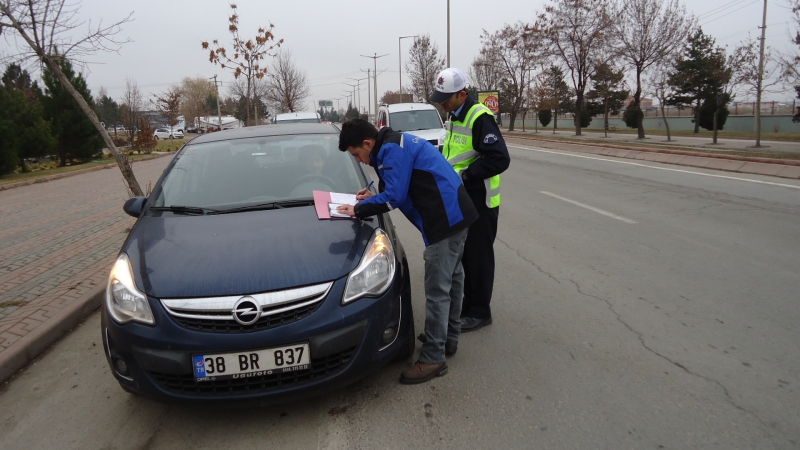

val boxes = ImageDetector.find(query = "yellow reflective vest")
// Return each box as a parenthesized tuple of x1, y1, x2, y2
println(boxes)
(443, 103, 501, 208)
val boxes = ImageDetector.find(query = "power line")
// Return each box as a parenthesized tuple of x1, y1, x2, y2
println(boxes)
(697, 0, 750, 20)
(700, 0, 760, 26)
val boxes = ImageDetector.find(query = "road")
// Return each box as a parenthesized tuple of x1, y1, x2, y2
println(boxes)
(1, 142, 799, 449)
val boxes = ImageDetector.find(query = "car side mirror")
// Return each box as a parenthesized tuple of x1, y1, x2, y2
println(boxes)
(443, 120, 449, 129)
(123, 197, 147, 218)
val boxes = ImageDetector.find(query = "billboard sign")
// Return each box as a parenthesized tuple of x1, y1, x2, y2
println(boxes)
(477, 91, 500, 114)
(318, 100, 334, 108)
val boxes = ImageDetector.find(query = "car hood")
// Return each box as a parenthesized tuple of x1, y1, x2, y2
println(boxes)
(123, 206, 377, 299)
(401, 128, 446, 143)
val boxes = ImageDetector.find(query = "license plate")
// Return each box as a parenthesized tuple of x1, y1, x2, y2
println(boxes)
(192, 343, 311, 382)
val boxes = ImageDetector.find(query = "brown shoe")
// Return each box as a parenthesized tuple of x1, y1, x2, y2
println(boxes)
(399, 361, 448, 384)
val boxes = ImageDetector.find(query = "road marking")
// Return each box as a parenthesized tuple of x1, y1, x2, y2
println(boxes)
(540, 191, 638, 224)
(509, 145, 800, 190)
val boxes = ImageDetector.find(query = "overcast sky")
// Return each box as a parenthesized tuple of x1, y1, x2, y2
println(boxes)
(2, 0, 798, 110)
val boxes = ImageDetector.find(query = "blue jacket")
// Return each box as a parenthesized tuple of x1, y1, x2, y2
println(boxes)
(354, 128, 478, 246)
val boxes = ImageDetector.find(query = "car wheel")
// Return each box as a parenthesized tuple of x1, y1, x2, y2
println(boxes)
(394, 309, 415, 361)
(154, 136, 159, 140)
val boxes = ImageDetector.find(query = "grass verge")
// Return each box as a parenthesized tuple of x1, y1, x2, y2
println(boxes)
(0, 153, 171, 186)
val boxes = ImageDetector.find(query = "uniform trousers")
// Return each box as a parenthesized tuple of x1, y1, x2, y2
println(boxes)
(460, 198, 499, 320)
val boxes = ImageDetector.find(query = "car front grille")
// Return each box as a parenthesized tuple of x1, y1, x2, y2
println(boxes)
(160, 282, 332, 334)
(427, 139, 438, 146)
(170, 301, 320, 333)
(147, 346, 358, 396)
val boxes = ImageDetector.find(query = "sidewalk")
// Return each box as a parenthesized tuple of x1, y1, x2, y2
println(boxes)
(0, 156, 172, 383)
(505, 131, 800, 180)
(505, 129, 800, 156)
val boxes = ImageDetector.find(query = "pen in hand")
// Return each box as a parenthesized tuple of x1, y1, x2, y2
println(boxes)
(356, 180, 374, 201)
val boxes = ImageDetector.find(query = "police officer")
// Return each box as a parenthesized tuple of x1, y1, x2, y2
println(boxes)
(429, 68, 510, 332)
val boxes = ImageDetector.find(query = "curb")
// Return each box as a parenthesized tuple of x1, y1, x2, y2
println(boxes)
(506, 136, 800, 180)
(0, 153, 172, 192)
(0, 287, 104, 384)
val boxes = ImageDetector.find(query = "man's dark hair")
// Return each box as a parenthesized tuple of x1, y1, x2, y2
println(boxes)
(338, 119, 378, 151)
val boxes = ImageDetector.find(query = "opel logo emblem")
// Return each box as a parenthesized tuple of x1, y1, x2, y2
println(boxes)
(232, 297, 261, 325)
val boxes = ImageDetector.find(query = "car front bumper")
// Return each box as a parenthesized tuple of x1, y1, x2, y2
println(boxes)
(101, 271, 411, 405)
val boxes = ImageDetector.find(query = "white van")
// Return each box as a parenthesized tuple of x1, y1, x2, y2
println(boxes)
(274, 112, 322, 124)
(376, 103, 446, 150)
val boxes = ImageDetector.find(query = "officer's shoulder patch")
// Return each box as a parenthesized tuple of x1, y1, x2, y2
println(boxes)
(483, 134, 498, 144)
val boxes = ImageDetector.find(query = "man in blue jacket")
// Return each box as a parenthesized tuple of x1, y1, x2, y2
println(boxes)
(336, 119, 478, 384)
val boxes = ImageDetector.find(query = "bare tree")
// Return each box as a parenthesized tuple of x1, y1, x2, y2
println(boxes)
(478, 22, 543, 131)
(544, 0, 612, 136)
(783, 0, 800, 121)
(405, 34, 445, 103)
(614, 0, 692, 139)
(202, 3, 282, 126)
(119, 77, 143, 146)
(646, 57, 679, 141)
(179, 77, 216, 125)
(0, 0, 142, 196)
(264, 50, 310, 113)
(152, 87, 182, 133)
(468, 53, 506, 91)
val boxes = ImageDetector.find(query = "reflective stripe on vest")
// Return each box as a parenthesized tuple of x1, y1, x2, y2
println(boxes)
(444, 103, 501, 208)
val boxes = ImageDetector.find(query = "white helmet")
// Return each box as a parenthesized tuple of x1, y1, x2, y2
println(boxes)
(429, 68, 467, 103)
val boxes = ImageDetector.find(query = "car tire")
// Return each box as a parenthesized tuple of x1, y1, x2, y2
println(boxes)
(394, 310, 415, 361)
(154, 136, 159, 140)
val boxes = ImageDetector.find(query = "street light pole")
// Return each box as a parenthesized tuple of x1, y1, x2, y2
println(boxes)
(447, 0, 450, 68)
(399, 35, 418, 103)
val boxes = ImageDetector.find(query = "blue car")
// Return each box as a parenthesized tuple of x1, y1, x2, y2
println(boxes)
(102, 123, 414, 403)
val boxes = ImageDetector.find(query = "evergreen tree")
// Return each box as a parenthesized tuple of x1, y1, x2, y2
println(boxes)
(586, 63, 629, 134)
(667, 28, 725, 133)
(538, 109, 552, 127)
(541, 66, 572, 131)
(37, 57, 103, 165)
(97, 95, 121, 131)
(0, 64, 56, 175)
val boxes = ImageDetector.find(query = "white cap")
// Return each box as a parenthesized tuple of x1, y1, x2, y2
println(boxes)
(429, 68, 467, 103)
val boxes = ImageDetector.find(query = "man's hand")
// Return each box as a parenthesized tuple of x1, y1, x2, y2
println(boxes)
(356, 188, 373, 202)
(336, 204, 356, 217)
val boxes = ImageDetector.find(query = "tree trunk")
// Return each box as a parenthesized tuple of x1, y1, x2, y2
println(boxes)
(694, 99, 701, 133)
(635, 66, 645, 139)
(508, 110, 517, 131)
(574, 94, 583, 136)
(4, 13, 143, 196)
(245, 75, 252, 127)
(712, 92, 720, 144)
(522, 110, 526, 132)
(603, 97, 609, 138)
(661, 102, 672, 141)
(553, 108, 558, 134)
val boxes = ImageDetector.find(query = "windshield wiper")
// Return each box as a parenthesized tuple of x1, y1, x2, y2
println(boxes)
(149, 205, 218, 215)
(209, 199, 315, 215)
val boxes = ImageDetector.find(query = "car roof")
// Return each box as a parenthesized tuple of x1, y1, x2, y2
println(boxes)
(382, 103, 438, 113)
(187, 123, 339, 145)
(275, 111, 319, 120)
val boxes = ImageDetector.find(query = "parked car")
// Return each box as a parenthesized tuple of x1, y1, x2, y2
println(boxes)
(103, 123, 414, 404)
(274, 112, 322, 124)
(377, 103, 446, 150)
(153, 128, 184, 140)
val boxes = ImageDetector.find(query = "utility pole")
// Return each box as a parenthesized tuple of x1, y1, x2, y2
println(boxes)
(360, 69, 372, 119)
(346, 77, 367, 113)
(361, 53, 389, 120)
(755, 0, 768, 148)
(210, 75, 222, 131)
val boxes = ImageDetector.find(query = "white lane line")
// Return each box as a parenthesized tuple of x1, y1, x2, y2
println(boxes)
(509, 145, 800, 190)
(540, 191, 638, 224)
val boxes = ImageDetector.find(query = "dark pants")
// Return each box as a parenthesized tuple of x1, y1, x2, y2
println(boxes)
(460, 200, 498, 320)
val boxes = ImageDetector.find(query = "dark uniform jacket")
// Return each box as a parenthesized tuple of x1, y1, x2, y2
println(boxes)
(450, 95, 511, 200)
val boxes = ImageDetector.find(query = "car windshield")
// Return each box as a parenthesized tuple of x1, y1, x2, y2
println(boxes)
(153, 134, 363, 210)
(389, 110, 442, 132)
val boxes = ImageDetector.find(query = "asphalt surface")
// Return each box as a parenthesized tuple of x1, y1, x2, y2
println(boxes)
(1, 142, 799, 449)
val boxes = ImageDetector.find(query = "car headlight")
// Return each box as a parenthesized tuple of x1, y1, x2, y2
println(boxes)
(342, 229, 396, 305)
(106, 253, 155, 325)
